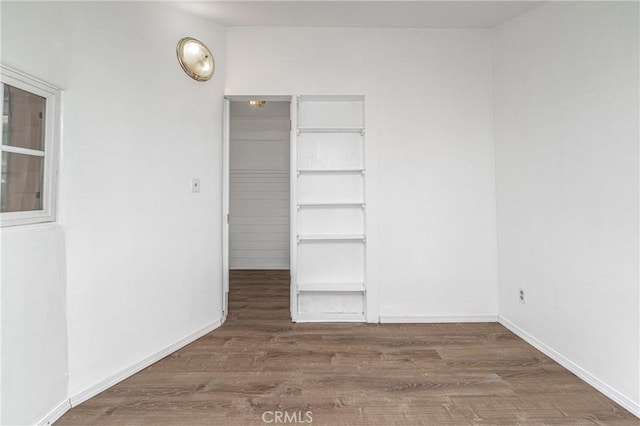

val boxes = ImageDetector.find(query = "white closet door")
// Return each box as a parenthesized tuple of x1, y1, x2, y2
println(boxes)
(294, 95, 366, 322)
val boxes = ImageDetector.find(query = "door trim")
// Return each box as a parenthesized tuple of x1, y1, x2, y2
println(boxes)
(222, 98, 230, 317)
(222, 95, 295, 321)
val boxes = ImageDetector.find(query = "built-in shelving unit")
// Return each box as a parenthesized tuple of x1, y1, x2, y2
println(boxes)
(293, 95, 366, 322)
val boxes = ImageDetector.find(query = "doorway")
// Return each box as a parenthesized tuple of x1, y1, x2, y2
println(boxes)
(222, 96, 292, 318)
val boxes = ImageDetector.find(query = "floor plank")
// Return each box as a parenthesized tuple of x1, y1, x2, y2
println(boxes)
(57, 270, 638, 425)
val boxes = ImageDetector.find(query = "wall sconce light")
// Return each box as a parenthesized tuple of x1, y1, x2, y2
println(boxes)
(176, 37, 215, 81)
(249, 100, 266, 108)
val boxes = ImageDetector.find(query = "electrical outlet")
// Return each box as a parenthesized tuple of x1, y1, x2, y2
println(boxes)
(191, 178, 201, 193)
(519, 288, 526, 304)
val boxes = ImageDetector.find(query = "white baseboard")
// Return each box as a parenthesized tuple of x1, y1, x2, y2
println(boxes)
(498, 316, 640, 418)
(36, 399, 71, 426)
(69, 319, 223, 407)
(379, 314, 498, 323)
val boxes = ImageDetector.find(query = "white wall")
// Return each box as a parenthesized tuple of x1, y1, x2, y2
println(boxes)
(229, 101, 290, 269)
(493, 1, 639, 414)
(1, 225, 69, 425)
(226, 28, 498, 321)
(1, 1, 226, 422)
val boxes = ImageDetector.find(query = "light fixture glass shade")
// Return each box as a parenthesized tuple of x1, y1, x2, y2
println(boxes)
(176, 37, 215, 81)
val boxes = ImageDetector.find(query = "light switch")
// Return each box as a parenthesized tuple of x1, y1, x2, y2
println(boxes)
(191, 178, 201, 193)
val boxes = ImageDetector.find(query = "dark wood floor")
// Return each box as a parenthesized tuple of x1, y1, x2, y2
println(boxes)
(58, 270, 637, 425)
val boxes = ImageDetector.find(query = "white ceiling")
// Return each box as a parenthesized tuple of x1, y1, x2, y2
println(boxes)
(172, 1, 546, 29)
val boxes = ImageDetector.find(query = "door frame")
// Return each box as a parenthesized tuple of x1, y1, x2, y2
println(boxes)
(221, 95, 296, 321)
(221, 98, 230, 318)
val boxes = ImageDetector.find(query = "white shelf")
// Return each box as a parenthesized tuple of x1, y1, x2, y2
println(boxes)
(298, 283, 365, 292)
(298, 127, 364, 134)
(297, 169, 364, 174)
(298, 202, 365, 208)
(297, 234, 365, 242)
(294, 312, 366, 323)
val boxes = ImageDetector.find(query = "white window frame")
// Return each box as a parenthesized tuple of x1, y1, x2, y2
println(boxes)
(0, 65, 61, 227)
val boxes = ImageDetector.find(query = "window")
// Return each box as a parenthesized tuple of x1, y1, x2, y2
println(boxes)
(1, 65, 61, 227)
